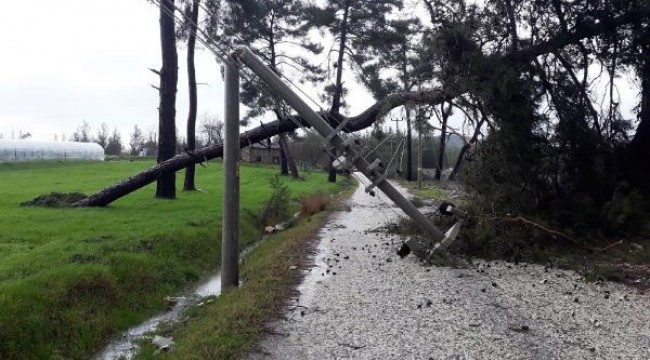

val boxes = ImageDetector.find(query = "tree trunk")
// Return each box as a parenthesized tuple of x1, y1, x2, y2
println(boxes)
(626, 44, 650, 193)
(156, 0, 178, 199)
(183, 0, 200, 191)
(406, 107, 413, 181)
(278, 133, 299, 178)
(279, 139, 289, 175)
(449, 118, 485, 181)
(330, 0, 350, 115)
(328, 148, 337, 183)
(435, 104, 450, 180)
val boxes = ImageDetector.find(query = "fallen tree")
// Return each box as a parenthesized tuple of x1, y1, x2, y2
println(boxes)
(74, 90, 447, 207)
(74, 7, 649, 207)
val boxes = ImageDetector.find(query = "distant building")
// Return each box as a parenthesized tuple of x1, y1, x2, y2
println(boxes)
(241, 143, 281, 164)
(0, 139, 105, 162)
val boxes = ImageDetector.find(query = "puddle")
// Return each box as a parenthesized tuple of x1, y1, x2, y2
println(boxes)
(94, 281, 218, 359)
(94, 244, 259, 360)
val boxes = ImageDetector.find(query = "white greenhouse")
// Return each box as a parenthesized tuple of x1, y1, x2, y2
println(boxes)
(0, 140, 105, 162)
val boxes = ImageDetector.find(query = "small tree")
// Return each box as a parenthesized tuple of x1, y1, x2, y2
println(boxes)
(200, 115, 224, 146)
(105, 128, 123, 156)
(129, 125, 145, 156)
(95, 123, 109, 149)
(72, 120, 92, 142)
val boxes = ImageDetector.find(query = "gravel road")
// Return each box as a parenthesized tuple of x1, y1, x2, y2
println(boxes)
(246, 174, 650, 360)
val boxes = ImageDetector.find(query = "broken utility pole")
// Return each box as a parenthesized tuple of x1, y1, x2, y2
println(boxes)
(235, 46, 451, 244)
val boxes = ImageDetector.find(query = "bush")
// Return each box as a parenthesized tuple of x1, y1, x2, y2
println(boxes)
(246, 176, 292, 229)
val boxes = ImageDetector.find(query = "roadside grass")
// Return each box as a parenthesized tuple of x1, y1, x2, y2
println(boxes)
(0, 160, 342, 360)
(135, 213, 327, 360)
(395, 179, 447, 201)
(134, 184, 356, 360)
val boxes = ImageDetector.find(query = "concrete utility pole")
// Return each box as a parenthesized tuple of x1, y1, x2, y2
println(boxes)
(416, 78, 424, 191)
(236, 47, 445, 241)
(417, 109, 423, 191)
(221, 61, 240, 291)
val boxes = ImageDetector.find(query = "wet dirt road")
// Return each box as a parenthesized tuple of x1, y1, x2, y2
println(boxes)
(246, 174, 650, 360)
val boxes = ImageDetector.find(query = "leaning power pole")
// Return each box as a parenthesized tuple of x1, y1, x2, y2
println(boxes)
(235, 47, 447, 242)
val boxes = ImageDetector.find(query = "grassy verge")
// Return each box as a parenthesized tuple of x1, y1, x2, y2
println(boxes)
(134, 184, 356, 360)
(0, 160, 343, 360)
(395, 179, 448, 202)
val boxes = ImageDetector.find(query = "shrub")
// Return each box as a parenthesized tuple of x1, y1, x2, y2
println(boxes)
(300, 193, 330, 216)
(246, 176, 292, 229)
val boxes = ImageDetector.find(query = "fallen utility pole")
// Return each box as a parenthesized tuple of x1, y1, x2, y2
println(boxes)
(235, 47, 446, 242)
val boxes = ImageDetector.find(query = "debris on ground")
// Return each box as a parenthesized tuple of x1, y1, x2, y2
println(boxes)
(152, 335, 174, 352)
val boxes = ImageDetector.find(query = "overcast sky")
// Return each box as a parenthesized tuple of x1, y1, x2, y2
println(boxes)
(0, 0, 640, 143)
(0, 0, 226, 142)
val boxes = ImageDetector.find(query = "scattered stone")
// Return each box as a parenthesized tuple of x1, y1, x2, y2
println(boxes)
(509, 325, 530, 333)
(152, 335, 174, 351)
(164, 296, 182, 307)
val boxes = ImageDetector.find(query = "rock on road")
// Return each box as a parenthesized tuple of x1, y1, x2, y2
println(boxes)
(246, 174, 650, 360)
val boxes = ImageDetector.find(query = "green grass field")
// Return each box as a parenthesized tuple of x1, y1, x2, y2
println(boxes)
(0, 159, 342, 360)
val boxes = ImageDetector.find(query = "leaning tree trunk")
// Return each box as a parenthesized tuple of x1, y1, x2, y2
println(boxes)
(183, 0, 200, 191)
(156, 0, 178, 199)
(449, 118, 485, 181)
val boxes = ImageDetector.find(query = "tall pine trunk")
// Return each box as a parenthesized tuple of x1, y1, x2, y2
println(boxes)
(328, 0, 349, 184)
(435, 103, 450, 180)
(279, 140, 289, 175)
(156, 0, 178, 199)
(406, 108, 413, 181)
(183, 0, 200, 191)
(278, 133, 299, 178)
(626, 46, 650, 194)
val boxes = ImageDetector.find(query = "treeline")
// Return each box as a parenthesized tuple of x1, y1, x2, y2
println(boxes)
(54, 116, 224, 157)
